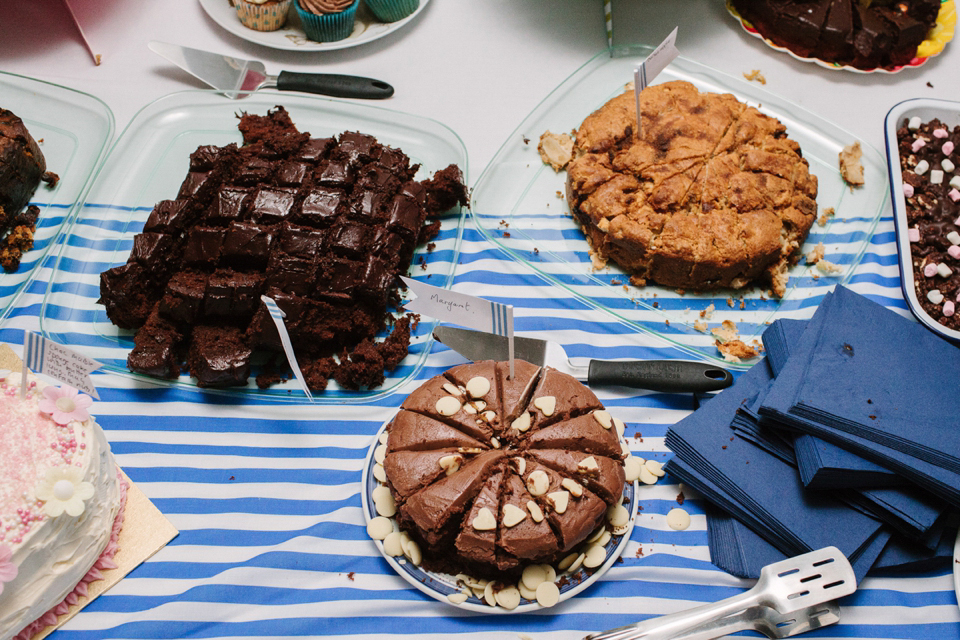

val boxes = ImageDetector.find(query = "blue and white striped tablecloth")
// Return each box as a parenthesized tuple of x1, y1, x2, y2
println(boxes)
(2, 210, 958, 640)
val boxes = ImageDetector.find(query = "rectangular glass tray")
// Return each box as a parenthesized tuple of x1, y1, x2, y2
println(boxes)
(40, 90, 468, 403)
(0, 72, 114, 322)
(470, 48, 888, 369)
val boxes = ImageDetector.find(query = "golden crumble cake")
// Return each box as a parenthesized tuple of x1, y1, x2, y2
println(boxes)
(566, 80, 818, 297)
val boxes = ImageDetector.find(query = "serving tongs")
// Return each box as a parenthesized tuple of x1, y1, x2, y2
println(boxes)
(585, 546, 856, 640)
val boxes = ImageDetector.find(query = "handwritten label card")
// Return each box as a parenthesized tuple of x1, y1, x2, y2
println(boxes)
(634, 27, 680, 138)
(24, 332, 102, 398)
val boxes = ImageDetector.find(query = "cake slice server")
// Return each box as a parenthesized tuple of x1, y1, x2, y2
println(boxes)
(584, 546, 855, 640)
(432, 325, 733, 393)
(148, 41, 394, 100)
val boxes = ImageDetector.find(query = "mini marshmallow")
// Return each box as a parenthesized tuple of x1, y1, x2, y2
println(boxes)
(950, 175, 960, 190)
(949, 246, 960, 260)
(903, 183, 915, 198)
(931, 170, 944, 185)
(924, 263, 938, 278)
(912, 138, 927, 152)
(934, 128, 949, 139)
(938, 263, 953, 278)
(944, 301, 956, 317)
(948, 231, 960, 245)
(915, 160, 929, 175)
(908, 116, 922, 131)
(950, 189, 960, 203)
(943, 159, 956, 172)
(928, 289, 945, 305)
(908, 227, 921, 242)
(944, 141, 955, 156)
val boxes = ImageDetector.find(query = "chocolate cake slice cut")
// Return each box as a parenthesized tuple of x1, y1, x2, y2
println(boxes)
(386, 410, 489, 453)
(526, 367, 603, 432)
(454, 467, 507, 569)
(528, 449, 626, 505)
(497, 359, 541, 426)
(383, 448, 479, 500)
(498, 472, 560, 561)
(525, 411, 624, 458)
(522, 458, 607, 553)
(399, 371, 496, 442)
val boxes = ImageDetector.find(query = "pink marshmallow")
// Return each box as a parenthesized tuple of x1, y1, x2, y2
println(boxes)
(903, 183, 915, 197)
(949, 245, 960, 259)
(950, 189, 960, 203)
(924, 263, 938, 277)
(934, 128, 949, 139)
(944, 301, 956, 317)
(912, 138, 927, 152)
(944, 141, 956, 155)
(908, 227, 921, 242)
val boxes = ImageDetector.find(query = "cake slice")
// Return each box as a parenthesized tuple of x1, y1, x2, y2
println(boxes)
(522, 458, 607, 552)
(498, 471, 560, 561)
(383, 449, 481, 500)
(525, 410, 623, 458)
(528, 449, 626, 504)
(386, 410, 489, 453)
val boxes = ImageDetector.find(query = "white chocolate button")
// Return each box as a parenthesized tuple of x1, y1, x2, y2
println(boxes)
(465, 376, 491, 398)
(379, 430, 389, 445)
(644, 459, 665, 477)
(403, 538, 422, 566)
(495, 585, 521, 610)
(586, 525, 607, 544)
(527, 500, 544, 523)
(624, 456, 643, 482)
(538, 563, 557, 583)
(511, 457, 527, 475)
(547, 490, 570, 514)
(612, 523, 630, 536)
(583, 544, 607, 568)
(503, 503, 528, 527)
(367, 516, 394, 540)
(436, 395, 462, 416)
(383, 531, 405, 556)
(526, 469, 550, 496)
(439, 454, 463, 475)
(448, 591, 469, 605)
(566, 552, 585, 573)
(521, 564, 548, 590)
(374, 444, 387, 464)
(374, 491, 396, 518)
(463, 403, 478, 415)
(638, 466, 659, 485)
(491, 437, 501, 449)
(596, 529, 613, 546)
(557, 552, 580, 572)
(480, 410, 497, 424)
(577, 456, 599, 473)
(607, 504, 630, 527)
(484, 581, 496, 607)
(620, 442, 632, 458)
(518, 581, 538, 600)
(373, 463, 387, 484)
(442, 382, 462, 396)
(613, 417, 625, 437)
(592, 409, 612, 429)
(561, 478, 583, 497)
(512, 412, 532, 432)
(472, 507, 497, 531)
(536, 581, 560, 607)
(667, 508, 691, 531)
(471, 400, 487, 412)
(533, 395, 557, 417)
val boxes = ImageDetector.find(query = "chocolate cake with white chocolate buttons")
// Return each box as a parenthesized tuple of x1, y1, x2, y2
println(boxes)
(380, 360, 626, 579)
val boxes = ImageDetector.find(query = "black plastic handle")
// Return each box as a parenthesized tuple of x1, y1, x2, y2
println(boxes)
(277, 71, 394, 100)
(587, 359, 733, 393)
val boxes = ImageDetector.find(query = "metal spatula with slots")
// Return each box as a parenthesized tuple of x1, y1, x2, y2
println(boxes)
(585, 546, 856, 640)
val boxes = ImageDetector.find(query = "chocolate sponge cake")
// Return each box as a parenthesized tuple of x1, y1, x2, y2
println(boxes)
(566, 80, 818, 297)
(382, 360, 626, 578)
(98, 107, 467, 390)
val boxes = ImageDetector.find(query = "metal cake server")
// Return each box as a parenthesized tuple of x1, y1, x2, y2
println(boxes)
(148, 41, 394, 100)
(432, 326, 733, 393)
(584, 546, 855, 640)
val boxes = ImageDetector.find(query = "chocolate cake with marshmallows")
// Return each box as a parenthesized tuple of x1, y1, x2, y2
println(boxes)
(98, 107, 467, 391)
(381, 360, 627, 578)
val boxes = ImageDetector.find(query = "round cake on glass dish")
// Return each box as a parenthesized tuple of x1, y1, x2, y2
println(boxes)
(377, 360, 628, 585)
(566, 80, 818, 298)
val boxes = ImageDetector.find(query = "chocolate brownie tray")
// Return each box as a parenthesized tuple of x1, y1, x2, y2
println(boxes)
(470, 47, 888, 370)
(0, 72, 114, 322)
(40, 90, 468, 402)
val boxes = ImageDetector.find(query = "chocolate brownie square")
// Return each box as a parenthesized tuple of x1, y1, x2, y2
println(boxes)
(221, 221, 274, 268)
(299, 187, 345, 227)
(144, 199, 191, 233)
(159, 270, 208, 325)
(206, 187, 252, 225)
(250, 186, 297, 224)
(182, 226, 225, 268)
(187, 325, 252, 387)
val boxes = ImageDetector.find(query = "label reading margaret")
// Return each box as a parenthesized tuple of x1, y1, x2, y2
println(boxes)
(400, 277, 513, 338)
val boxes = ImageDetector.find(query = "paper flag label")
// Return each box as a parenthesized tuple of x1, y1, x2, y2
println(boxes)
(261, 296, 313, 401)
(24, 332, 102, 399)
(634, 27, 680, 135)
(401, 277, 513, 337)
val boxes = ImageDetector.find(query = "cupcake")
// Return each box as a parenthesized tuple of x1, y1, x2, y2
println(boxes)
(295, 0, 358, 42)
(234, 0, 293, 31)
(365, 0, 419, 23)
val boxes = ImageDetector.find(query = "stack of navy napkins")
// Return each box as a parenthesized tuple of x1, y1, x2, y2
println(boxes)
(665, 286, 958, 580)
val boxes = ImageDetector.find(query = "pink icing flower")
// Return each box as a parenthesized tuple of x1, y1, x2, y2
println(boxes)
(0, 544, 17, 596)
(38, 386, 92, 425)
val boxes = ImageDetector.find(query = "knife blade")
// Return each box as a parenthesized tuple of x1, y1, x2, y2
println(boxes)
(433, 326, 733, 393)
(148, 41, 394, 100)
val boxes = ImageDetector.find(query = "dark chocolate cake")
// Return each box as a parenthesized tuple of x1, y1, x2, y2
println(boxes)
(383, 360, 627, 579)
(897, 116, 960, 332)
(730, 0, 942, 70)
(0, 109, 58, 271)
(99, 107, 467, 389)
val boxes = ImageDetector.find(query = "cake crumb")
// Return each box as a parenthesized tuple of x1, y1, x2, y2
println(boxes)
(743, 69, 766, 84)
(700, 303, 715, 320)
(717, 339, 758, 362)
(347, 572, 355, 581)
(816, 259, 844, 274)
(538, 131, 574, 171)
(806, 242, 826, 265)
(693, 319, 708, 332)
(839, 141, 865, 187)
(726, 297, 734, 308)
(817, 207, 835, 226)
(710, 320, 740, 344)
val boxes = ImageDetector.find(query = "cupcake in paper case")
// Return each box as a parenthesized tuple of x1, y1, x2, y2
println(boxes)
(235, 0, 293, 31)
(365, 0, 419, 22)
(296, 0, 359, 42)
